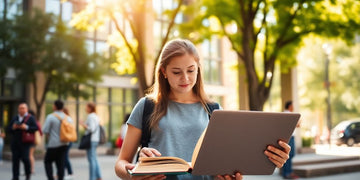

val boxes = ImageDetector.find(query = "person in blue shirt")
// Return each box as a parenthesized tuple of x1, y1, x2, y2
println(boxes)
(115, 39, 291, 180)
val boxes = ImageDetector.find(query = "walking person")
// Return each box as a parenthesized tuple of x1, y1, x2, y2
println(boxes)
(114, 39, 292, 180)
(80, 102, 102, 180)
(282, 100, 300, 179)
(28, 110, 43, 174)
(0, 125, 5, 165)
(7, 103, 38, 180)
(63, 107, 74, 179)
(43, 100, 73, 180)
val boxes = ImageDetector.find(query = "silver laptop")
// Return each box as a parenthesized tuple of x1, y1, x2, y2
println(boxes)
(191, 110, 300, 175)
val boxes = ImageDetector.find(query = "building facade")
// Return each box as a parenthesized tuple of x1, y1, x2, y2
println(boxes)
(0, 0, 240, 145)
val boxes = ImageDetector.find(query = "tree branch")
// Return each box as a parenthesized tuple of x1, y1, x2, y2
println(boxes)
(108, 11, 138, 62)
(119, 4, 141, 46)
(276, 0, 305, 45)
(153, 0, 184, 68)
(39, 75, 52, 107)
(238, 0, 246, 31)
(218, 17, 244, 59)
(254, 0, 267, 42)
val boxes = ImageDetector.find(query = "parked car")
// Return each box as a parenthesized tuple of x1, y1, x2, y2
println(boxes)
(331, 119, 360, 146)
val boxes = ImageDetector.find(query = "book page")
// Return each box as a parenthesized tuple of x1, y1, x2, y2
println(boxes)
(191, 127, 207, 166)
(131, 157, 191, 175)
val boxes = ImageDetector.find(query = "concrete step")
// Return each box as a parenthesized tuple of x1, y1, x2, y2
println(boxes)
(293, 156, 360, 177)
(293, 154, 360, 166)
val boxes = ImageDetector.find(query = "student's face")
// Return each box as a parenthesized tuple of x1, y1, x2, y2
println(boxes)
(18, 104, 28, 116)
(163, 54, 198, 95)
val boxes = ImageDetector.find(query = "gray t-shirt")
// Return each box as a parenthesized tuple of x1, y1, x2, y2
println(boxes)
(43, 111, 73, 148)
(128, 97, 213, 180)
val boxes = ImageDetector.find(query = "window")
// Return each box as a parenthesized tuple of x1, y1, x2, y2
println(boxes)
(4, 0, 23, 19)
(110, 88, 138, 139)
(152, 0, 180, 51)
(202, 37, 222, 85)
(45, 0, 73, 23)
(45, 0, 61, 16)
(209, 95, 224, 107)
(3, 78, 24, 98)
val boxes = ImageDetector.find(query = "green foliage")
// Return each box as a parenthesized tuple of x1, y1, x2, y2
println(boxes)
(180, 0, 360, 110)
(0, 8, 106, 117)
(70, 0, 184, 95)
(298, 36, 360, 126)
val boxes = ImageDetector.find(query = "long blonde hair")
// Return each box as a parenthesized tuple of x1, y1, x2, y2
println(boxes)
(147, 39, 212, 129)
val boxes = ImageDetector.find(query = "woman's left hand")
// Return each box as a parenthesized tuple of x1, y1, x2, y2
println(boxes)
(264, 140, 291, 168)
(215, 172, 242, 180)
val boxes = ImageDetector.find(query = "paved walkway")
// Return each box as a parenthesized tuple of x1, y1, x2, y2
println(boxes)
(1, 145, 360, 180)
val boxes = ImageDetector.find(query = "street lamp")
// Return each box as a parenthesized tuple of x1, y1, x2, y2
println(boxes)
(322, 43, 332, 145)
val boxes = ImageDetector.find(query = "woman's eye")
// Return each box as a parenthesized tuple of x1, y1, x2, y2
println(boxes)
(188, 70, 194, 73)
(173, 72, 180, 75)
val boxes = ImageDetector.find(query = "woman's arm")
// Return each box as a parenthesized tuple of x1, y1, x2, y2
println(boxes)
(115, 125, 165, 180)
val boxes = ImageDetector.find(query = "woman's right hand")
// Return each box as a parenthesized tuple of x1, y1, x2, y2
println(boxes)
(125, 164, 166, 180)
(139, 147, 162, 157)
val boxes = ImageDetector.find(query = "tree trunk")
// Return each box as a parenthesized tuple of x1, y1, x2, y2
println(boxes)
(32, 74, 52, 120)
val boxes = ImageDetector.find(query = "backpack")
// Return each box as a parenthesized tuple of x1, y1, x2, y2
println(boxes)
(99, 125, 106, 145)
(53, 113, 77, 143)
(140, 97, 220, 148)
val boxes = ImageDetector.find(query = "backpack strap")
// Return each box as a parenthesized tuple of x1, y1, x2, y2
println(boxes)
(140, 99, 219, 148)
(140, 97, 155, 148)
(205, 102, 220, 118)
(53, 113, 67, 122)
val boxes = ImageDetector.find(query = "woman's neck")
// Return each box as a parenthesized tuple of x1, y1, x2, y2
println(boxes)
(169, 91, 199, 103)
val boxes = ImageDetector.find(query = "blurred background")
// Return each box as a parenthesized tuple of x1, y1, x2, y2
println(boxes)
(1, 0, 360, 153)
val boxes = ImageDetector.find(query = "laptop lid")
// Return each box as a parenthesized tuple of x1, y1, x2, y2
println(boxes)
(191, 110, 300, 175)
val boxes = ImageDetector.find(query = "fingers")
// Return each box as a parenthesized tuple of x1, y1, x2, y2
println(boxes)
(264, 141, 291, 168)
(125, 164, 166, 180)
(216, 173, 242, 180)
(133, 174, 166, 180)
(139, 147, 162, 157)
(235, 172, 243, 180)
(125, 164, 135, 171)
(278, 140, 291, 154)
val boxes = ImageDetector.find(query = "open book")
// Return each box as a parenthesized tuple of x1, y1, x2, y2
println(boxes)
(128, 156, 193, 175)
(128, 110, 300, 176)
(128, 128, 207, 175)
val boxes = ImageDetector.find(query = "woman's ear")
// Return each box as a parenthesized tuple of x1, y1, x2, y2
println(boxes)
(161, 67, 167, 79)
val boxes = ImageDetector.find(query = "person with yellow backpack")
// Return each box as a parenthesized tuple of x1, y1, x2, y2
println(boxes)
(42, 100, 76, 180)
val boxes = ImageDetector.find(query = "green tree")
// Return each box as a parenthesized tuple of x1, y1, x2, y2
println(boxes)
(70, 0, 184, 96)
(181, 0, 360, 110)
(0, 9, 104, 119)
(299, 37, 360, 126)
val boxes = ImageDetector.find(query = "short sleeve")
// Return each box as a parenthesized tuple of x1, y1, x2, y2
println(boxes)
(127, 97, 146, 130)
(42, 114, 52, 134)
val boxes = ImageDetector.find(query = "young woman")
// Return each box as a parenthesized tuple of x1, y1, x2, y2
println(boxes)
(80, 103, 102, 180)
(115, 39, 291, 180)
(63, 107, 74, 178)
(28, 110, 42, 174)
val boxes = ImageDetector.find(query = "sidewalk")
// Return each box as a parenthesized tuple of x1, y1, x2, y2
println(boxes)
(1, 146, 360, 180)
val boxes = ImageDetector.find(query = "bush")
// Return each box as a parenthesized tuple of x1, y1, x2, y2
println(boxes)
(302, 136, 313, 147)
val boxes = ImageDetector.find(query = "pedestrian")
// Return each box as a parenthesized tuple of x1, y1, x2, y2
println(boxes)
(80, 102, 102, 180)
(282, 100, 300, 179)
(6, 103, 38, 180)
(63, 107, 74, 179)
(114, 114, 130, 149)
(0, 125, 5, 165)
(28, 109, 43, 174)
(114, 39, 292, 180)
(43, 100, 73, 180)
